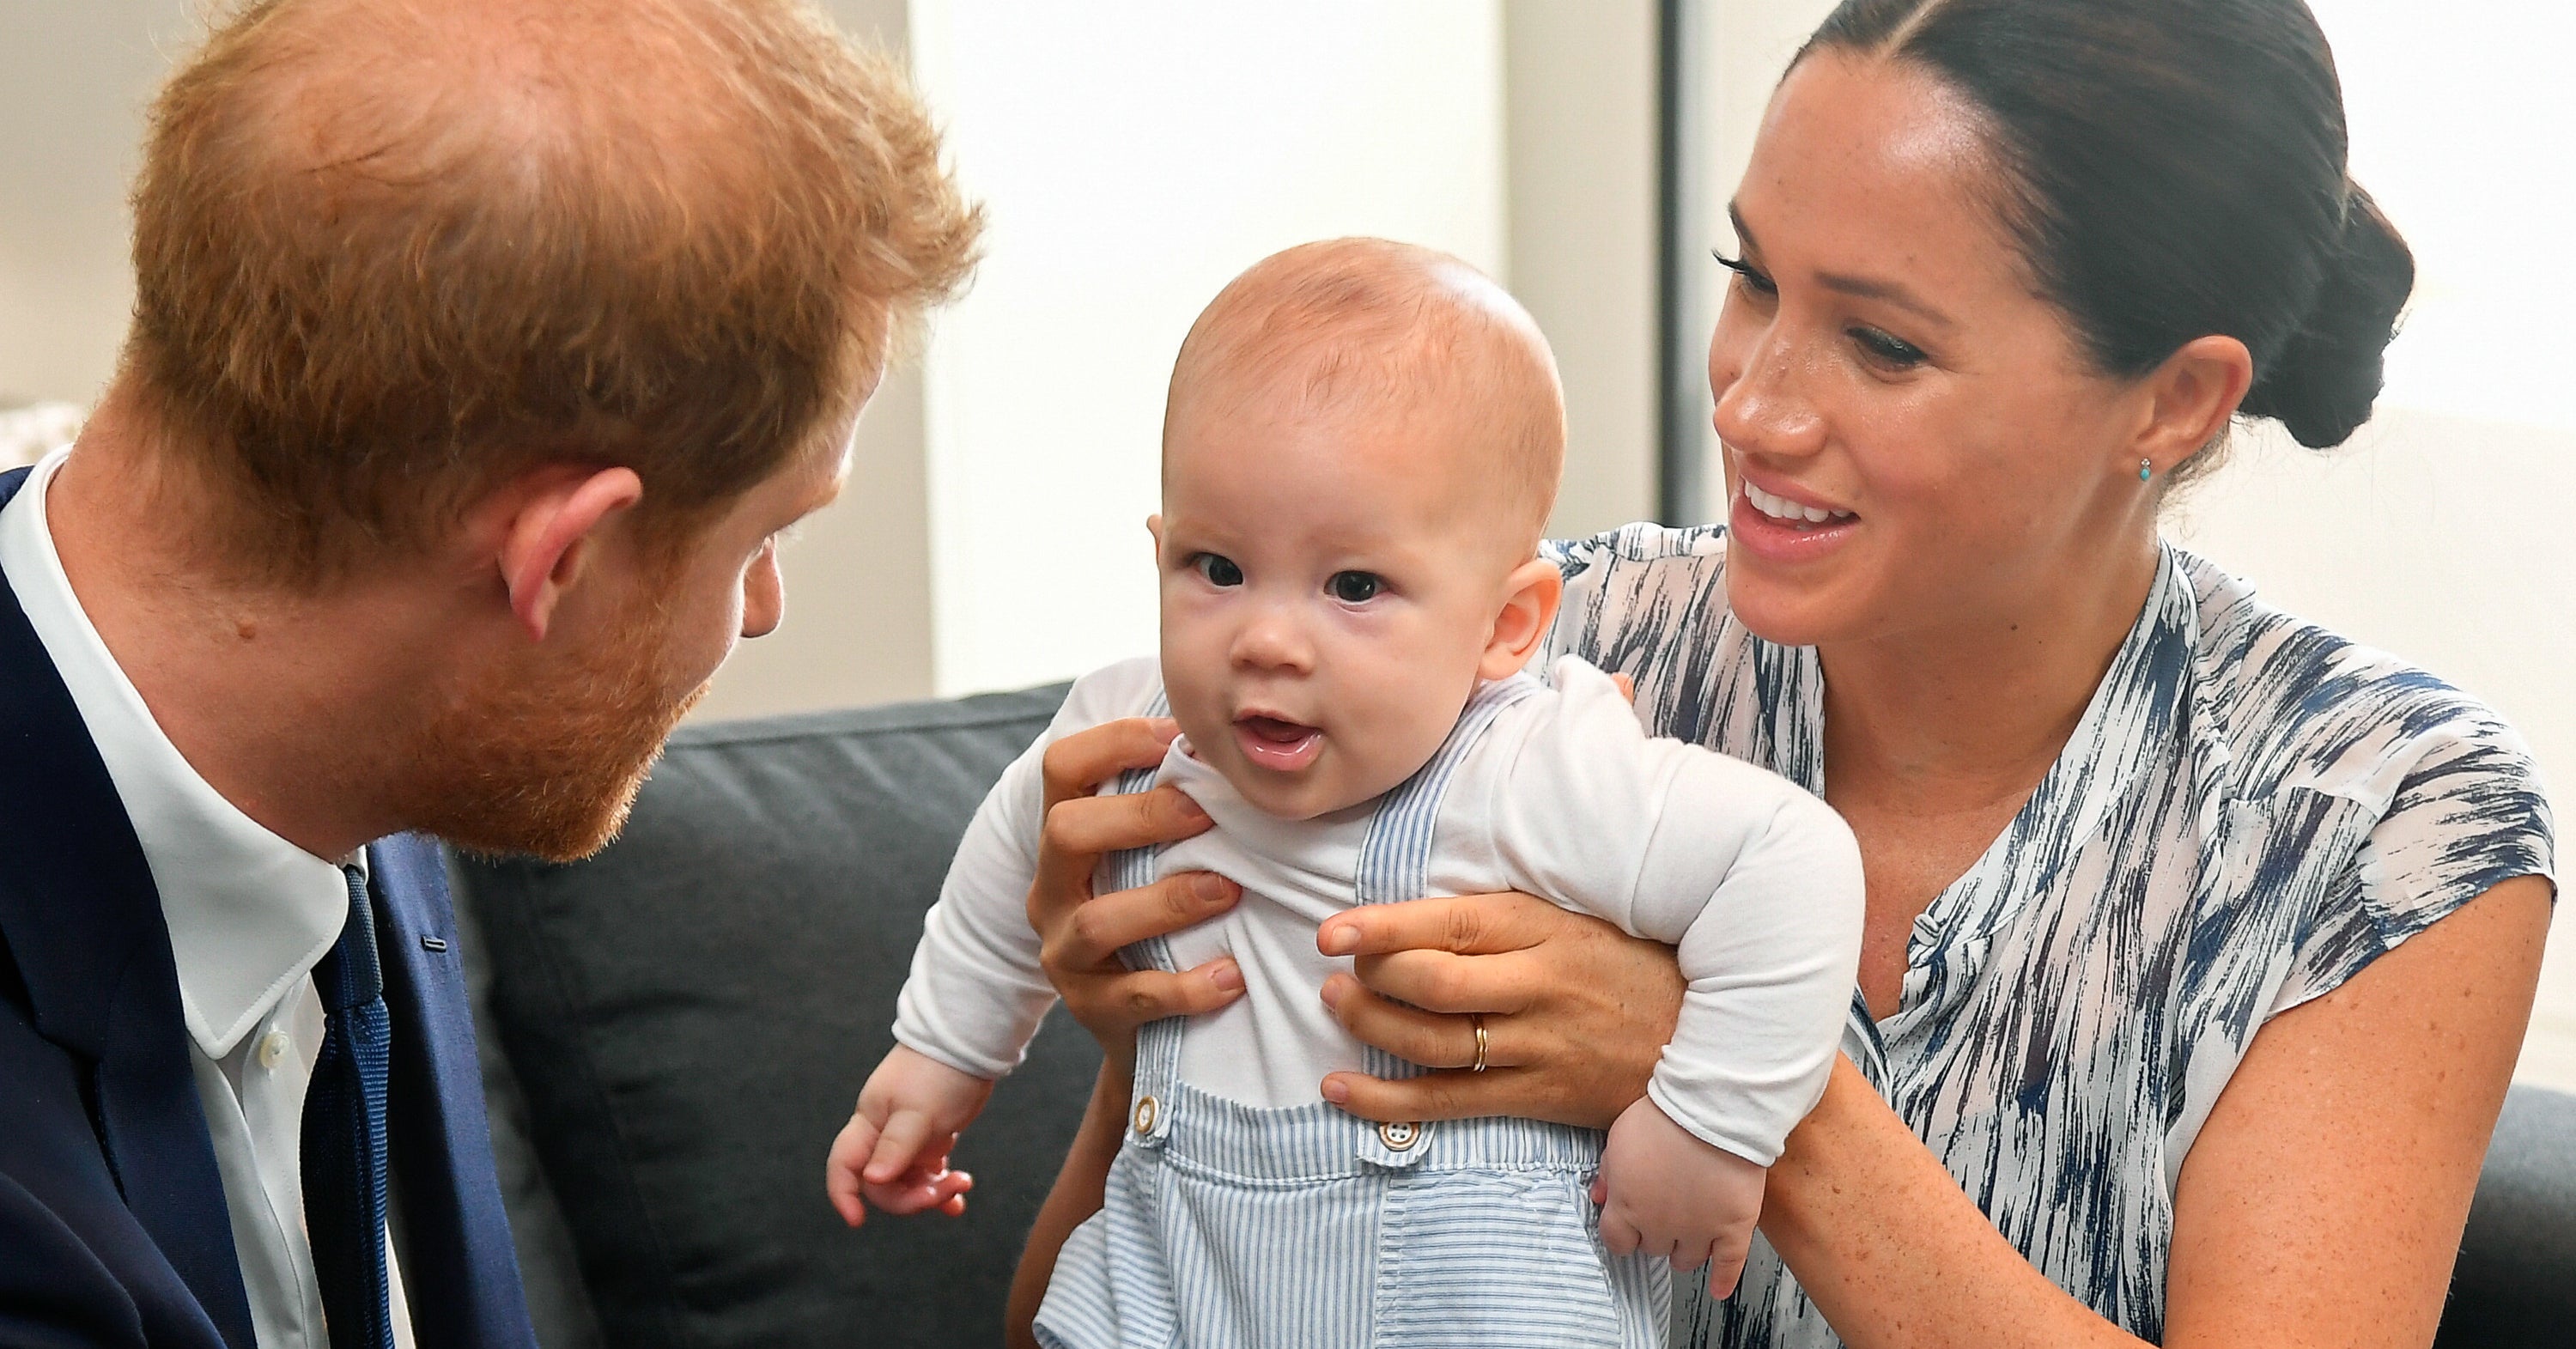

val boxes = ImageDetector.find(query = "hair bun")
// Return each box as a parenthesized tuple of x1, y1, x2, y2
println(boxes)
(2240, 186, 2415, 448)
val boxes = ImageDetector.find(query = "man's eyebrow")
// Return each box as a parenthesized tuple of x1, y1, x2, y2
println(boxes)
(1727, 201, 1958, 332)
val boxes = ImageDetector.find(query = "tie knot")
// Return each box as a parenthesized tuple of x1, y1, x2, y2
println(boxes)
(316, 864, 383, 1012)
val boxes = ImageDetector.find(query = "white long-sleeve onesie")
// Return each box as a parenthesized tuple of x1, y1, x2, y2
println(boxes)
(892, 654, 1863, 1164)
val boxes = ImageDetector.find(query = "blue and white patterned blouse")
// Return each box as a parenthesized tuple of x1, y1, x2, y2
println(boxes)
(1539, 525, 2557, 1348)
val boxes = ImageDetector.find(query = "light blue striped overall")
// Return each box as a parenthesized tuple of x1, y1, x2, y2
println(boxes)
(1035, 677, 1669, 1349)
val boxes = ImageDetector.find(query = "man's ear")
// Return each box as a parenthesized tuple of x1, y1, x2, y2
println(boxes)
(1479, 557, 1564, 680)
(2135, 334, 2254, 479)
(496, 466, 647, 641)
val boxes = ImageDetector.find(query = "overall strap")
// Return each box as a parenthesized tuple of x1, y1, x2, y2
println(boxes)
(1351, 674, 1543, 1093)
(1100, 690, 1188, 1146)
(1354, 673, 1544, 908)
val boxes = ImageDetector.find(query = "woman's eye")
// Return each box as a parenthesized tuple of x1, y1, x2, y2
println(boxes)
(1713, 251, 1777, 300)
(1327, 571, 1383, 604)
(1194, 554, 1243, 586)
(1850, 327, 1929, 369)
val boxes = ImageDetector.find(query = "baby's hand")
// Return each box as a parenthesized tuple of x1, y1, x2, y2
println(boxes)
(824, 1045, 996, 1228)
(1591, 1097, 1766, 1297)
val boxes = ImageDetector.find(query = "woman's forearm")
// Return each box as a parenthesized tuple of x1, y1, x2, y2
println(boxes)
(1759, 1058, 2145, 1349)
(1005, 1056, 1133, 1349)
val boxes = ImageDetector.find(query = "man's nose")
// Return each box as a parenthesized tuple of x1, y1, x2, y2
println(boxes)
(741, 542, 785, 639)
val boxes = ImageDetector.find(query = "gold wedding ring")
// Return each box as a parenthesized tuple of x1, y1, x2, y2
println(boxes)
(1470, 1014, 1490, 1073)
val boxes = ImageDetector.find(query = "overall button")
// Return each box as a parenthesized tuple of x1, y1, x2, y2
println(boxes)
(1378, 1121, 1420, 1152)
(1133, 1095, 1159, 1136)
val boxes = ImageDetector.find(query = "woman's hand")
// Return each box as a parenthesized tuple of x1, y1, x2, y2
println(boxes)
(1312, 891, 1686, 1130)
(1026, 715, 1245, 1070)
(1008, 716, 1243, 1347)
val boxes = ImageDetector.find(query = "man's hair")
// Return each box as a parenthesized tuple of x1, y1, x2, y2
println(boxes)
(1164, 239, 1565, 550)
(125, 0, 981, 583)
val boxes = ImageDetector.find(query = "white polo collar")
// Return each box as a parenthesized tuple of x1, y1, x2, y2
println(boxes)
(0, 446, 354, 1059)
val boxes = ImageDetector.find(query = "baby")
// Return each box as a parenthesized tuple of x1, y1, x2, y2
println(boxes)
(829, 239, 1864, 1347)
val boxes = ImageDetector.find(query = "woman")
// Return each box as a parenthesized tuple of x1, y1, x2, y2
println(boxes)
(1006, 1, 2555, 1344)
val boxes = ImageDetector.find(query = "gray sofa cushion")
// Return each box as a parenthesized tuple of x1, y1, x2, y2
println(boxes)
(451, 683, 2573, 1348)
(2439, 1084, 2576, 1346)
(457, 684, 1091, 1349)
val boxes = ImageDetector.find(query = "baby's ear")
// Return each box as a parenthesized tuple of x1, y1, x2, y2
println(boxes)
(1479, 557, 1564, 680)
(1145, 513, 1164, 562)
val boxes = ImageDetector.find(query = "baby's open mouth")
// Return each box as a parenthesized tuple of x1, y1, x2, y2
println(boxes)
(1233, 714, 1324, 772)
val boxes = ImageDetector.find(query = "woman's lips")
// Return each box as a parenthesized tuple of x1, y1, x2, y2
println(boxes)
(1234, 714, 1324, 772)
(1728, 483, 1861, 564)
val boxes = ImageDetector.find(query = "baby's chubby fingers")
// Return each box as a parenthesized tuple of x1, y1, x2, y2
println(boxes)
(1703, 1222, 1753, 1299)
(863, 1160, 975, 1218)
(1598, 1202, 1643, 1259)
(863, 1110, 935, 1185)
(823, 1112, 879, 1227)
(1597, 1185, 1684, 1265)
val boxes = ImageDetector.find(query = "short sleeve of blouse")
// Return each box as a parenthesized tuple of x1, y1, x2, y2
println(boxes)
(1539, 524, 1734, 703)
(2270, 701, 2557, 1018)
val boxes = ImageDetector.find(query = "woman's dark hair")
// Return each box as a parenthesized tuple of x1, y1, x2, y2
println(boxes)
(1800, 0, 2412, 453)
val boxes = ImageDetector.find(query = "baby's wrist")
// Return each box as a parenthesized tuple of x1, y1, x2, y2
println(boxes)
(1639, 1082, 1778, 1169)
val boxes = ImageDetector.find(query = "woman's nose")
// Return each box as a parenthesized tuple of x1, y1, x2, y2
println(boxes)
(1710, 317, 1828, 461)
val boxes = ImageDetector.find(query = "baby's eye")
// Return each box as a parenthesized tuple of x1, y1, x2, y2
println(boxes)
(1327, 571, 1383, 604)
(1194, 554, 1244, 587)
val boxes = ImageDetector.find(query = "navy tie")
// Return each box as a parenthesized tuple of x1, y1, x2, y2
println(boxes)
(303, 864, 396, 1349)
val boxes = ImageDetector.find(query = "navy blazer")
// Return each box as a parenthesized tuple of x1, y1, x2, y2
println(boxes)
(0, 468, 537, 1348)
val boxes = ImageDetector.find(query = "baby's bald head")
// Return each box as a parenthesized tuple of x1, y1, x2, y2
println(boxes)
(1163, 239, 1564, 556)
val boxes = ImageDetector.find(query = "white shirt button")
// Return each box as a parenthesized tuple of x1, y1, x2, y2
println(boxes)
(256, 1029, 292, 1071)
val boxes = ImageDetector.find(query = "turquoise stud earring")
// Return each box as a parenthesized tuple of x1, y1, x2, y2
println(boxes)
(2138, 458, 2153, 482)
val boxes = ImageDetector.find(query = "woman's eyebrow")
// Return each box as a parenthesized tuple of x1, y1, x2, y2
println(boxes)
(1815, 271, 1959, 331)
(1726, 202, 1760, 256)
(1728, 201, 1959, 333)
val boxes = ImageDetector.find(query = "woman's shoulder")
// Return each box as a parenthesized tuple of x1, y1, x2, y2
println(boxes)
(2173, 549, 2555, 1015)
(2174, 548, 2546, 821)
(1544, 520, 1729, 577)
(1543, 522, 1735, 651)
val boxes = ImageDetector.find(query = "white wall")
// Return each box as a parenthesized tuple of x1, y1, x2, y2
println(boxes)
(692, 0, 939, 720)
(0, 1, 193, 406)
(907, 0, 1508, 696)
(1507, 1, 1659, 539)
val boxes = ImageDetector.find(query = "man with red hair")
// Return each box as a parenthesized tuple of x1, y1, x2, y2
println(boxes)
(0, 2, 976, 1344)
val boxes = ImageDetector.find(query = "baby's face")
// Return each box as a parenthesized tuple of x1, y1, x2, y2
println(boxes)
(1155, 398, 1522, 820)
